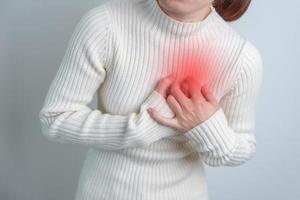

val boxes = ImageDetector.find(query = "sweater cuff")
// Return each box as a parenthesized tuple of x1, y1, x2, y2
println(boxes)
(183, 108, 237, 153)
(143, 90, 175, 118)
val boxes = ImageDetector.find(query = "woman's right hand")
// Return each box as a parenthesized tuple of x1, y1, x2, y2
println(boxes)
(155, 74, 190, 99)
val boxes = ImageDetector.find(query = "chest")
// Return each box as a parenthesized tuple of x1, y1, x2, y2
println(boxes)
(97, 28, 244, 114)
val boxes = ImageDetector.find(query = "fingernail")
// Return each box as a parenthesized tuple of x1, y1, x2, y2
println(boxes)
(147, 108, 153, 114)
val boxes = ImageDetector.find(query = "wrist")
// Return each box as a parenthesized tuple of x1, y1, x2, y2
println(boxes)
(182, 108, 237, 152)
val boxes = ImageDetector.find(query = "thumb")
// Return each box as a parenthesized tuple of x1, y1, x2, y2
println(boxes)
(156, 74, 175, 97)
(201, 85, 217, 104)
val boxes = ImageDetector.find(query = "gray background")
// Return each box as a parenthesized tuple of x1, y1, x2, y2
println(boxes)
(1, 0, 299, 199)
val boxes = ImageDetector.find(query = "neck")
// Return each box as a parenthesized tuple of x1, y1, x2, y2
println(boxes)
(156, 0, 212, 23)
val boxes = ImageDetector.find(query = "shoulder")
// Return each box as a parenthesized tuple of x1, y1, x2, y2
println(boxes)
(211, 15, 263, 94)
(69, 3, 118, 69)
(77, 0, 134, 29)
(212, 14, 263, 90)
(78, 0, 135, 35)
(100, 0, 135, 17)
(238, 40, 263, 81)
(229, 40, 263, 95)
(213, 13, 263, 73)
(212, 11, 247, 43)
(72, 4, 112, 39)
(78, 3, 111, 26)
(240, 40, 263, 70)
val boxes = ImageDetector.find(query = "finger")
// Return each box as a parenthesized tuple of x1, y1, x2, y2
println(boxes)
(170, 82, 190, 108)
(185, 77, 206, 102)
(156, 74, 176, 98)
(186, 78, 201, 97)
(147, 108, 178, 128)
(181, 80, 191, 98)
(166, 94, 183, 116)
(201, 85, 218, 104)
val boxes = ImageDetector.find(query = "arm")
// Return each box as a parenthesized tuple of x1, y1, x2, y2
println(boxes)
(38, 6, 178, 150)
(182, 41, 263, 167)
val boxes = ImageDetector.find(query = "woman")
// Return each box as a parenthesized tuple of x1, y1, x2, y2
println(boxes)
(39, 0, 263, 199)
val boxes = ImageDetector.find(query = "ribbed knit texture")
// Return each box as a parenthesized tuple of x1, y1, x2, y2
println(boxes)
(38, 0, 263, 199)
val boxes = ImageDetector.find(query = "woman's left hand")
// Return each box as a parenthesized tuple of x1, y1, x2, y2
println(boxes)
(148, 76, 221, 133)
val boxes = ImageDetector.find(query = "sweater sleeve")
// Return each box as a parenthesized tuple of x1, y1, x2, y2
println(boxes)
(38, 6, 178, 150)
(182, 41, 263, 167)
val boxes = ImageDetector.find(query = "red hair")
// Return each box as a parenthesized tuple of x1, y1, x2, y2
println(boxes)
(213, 0, 252, 21)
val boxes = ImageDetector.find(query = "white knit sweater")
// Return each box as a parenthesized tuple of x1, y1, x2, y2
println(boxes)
(38, 0, 263, 199)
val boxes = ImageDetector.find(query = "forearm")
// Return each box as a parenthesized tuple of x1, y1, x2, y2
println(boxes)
(183, 108, 256, 167)
(39, 90, 179, 150)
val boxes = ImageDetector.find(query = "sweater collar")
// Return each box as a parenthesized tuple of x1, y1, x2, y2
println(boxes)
(141, 0, 220, 37)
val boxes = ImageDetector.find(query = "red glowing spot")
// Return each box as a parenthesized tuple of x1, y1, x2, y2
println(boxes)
(164, 41, 223, 98)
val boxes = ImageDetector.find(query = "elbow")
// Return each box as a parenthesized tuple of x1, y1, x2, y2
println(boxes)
(38, 109, 60, 142)
(202, 142, 257, 167)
